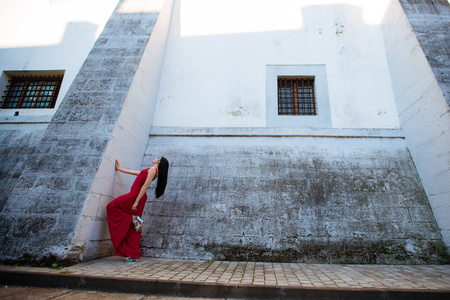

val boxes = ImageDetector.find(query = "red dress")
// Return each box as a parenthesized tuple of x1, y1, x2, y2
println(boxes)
(107, 168, 157, 258)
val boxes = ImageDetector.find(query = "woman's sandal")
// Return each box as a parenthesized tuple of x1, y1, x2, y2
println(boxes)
(132, 219, 141, 232)
(125, 257, 139, 262)
(132, 215, 144, 232)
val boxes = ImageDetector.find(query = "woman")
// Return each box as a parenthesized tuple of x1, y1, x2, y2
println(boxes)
(107, 157, 169, 262)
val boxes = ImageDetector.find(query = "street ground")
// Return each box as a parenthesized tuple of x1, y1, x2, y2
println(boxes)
(0, 286, 232, 300)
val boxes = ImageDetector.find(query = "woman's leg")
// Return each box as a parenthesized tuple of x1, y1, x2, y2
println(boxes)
(106, 194, 133, 256)
(121, 194, 147, 259)
(107, 193, 147, 259)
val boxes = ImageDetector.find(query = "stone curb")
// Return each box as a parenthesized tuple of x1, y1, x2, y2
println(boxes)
(1, 269, 449, 300)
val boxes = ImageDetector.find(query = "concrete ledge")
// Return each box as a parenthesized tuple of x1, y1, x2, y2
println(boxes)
(1, 269, 449, 300)
(150, 126, 405, 139)
(0, 115, 53, 124)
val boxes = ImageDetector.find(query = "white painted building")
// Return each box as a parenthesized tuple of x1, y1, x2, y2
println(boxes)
(154, 0, 400, 129)
(0, 0, 448, 263)
(0, 0, 118, 119)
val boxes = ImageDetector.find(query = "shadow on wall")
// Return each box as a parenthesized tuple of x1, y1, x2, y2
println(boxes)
(0, 21, 98, 64)
(154, 2, 399, 129)
(398, 0, 450, 104)
(0, 22, 98, 211)
(0, 21, 98, 110)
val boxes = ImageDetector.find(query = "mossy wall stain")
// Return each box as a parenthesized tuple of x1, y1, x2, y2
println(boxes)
(141, 137, 449, 264)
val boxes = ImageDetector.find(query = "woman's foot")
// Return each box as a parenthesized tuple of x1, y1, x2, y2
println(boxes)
(132, 215, 142, 232)
(125, 257, 139, 262)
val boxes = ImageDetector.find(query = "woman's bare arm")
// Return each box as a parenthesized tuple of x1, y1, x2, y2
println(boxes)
(132, 167, 157, 211)
(115, 159, 140, 176)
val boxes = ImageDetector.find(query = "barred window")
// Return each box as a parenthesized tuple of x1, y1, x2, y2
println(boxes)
(2, 75, 63, 109)
(278, 77, 316, 116)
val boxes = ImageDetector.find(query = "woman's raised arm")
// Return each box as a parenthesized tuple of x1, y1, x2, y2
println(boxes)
(115, 159, 140, 176)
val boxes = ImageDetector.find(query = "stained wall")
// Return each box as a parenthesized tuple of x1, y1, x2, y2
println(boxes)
(140, 0, 449, 263)
(141, 128, 448, 264)
(383, 0, 450, 248)
(0, 0, 172, 264)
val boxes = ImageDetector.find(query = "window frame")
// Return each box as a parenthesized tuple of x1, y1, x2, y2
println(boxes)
(0, 71, 65, 110)
(278, 76, 317, 116)
(2, 76, 62, 109)
(266, 65, 331, 128)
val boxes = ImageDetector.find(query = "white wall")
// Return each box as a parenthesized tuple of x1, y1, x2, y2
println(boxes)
(0, 0, 119, 118)
(381, 0, 450, 249)
(153, 0, 399, 129)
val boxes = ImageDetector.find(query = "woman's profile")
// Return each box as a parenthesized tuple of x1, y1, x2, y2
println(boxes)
(107, 157, 169, 262)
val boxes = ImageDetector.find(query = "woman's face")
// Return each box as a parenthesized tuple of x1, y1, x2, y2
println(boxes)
(152, 157, 161, 165)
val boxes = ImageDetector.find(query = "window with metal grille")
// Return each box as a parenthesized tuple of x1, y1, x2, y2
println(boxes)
(278, 77, 316, 116)
(2, 75, 63, 109)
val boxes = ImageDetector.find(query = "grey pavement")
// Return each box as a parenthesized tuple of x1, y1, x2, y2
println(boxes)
(1, 256, 449, 299)
(0, 286, 224, 300)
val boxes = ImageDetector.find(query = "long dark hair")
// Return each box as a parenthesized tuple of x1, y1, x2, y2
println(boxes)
(155, 157, 169, 198)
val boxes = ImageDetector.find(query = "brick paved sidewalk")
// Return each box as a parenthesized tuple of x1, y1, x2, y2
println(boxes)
(1, 256, 449, 299)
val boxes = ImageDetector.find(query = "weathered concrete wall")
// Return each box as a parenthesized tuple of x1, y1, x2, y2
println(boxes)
(141, 128, 449, 264)
(399, 0, 450, 104)
(1, 0, 447, 267)
(70, 0, 174, 262)
(0, 0, 118, 219)
(0, 124, 47, 211)
(0, 0, 170, 265)
(382, 0, 450, 249)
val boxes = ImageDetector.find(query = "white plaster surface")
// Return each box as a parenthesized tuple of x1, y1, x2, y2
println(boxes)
(0, 0, 119, 118)
(381, 0, 450, 248)
(152, 0, 399, 129)
(266, 65, 331, 128)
